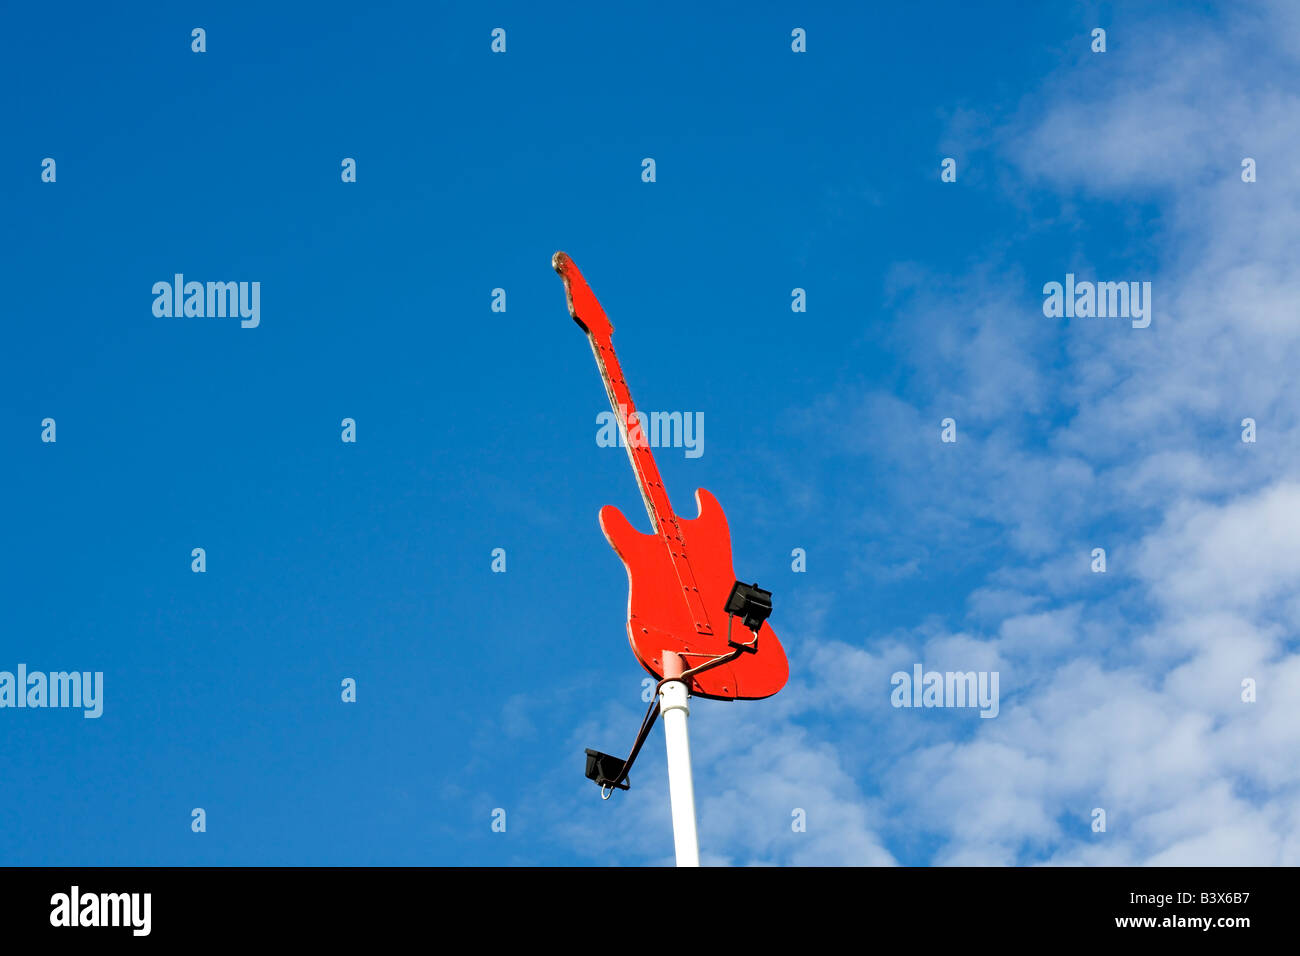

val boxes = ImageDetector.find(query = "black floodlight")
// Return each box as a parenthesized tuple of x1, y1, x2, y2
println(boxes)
(584, 749, 630, 791)
(724, 580, 772, 639)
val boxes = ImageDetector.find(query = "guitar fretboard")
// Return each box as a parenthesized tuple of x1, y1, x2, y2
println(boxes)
(589, 335, 714, 637)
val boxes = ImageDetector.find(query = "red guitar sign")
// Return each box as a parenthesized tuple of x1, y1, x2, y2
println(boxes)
(554, 252, 788, 700)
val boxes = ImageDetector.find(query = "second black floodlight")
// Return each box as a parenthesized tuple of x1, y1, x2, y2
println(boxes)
(724, 580, 772, 641)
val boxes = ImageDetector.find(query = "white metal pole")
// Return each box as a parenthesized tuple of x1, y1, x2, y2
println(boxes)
(660, 651, 701, 867)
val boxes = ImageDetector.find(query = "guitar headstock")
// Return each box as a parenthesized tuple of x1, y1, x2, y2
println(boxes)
(553, 251, 614, 342)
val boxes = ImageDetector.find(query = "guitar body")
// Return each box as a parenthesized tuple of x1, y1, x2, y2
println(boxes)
(554, 251, 788, 701)
(600, 490, 788, 701)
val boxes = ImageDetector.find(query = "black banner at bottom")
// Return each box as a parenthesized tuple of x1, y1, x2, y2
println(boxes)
(0, 865, 1281, 942)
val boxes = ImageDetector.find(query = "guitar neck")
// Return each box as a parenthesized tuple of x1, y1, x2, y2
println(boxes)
(589, 329, 714, 636)
(588, 331, 675, 536)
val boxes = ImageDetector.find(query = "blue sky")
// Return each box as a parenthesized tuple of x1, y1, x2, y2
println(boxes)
(3, 1, 1298, 865)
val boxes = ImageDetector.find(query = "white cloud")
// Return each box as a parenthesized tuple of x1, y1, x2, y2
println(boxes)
(762, 5, 1300, 866)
